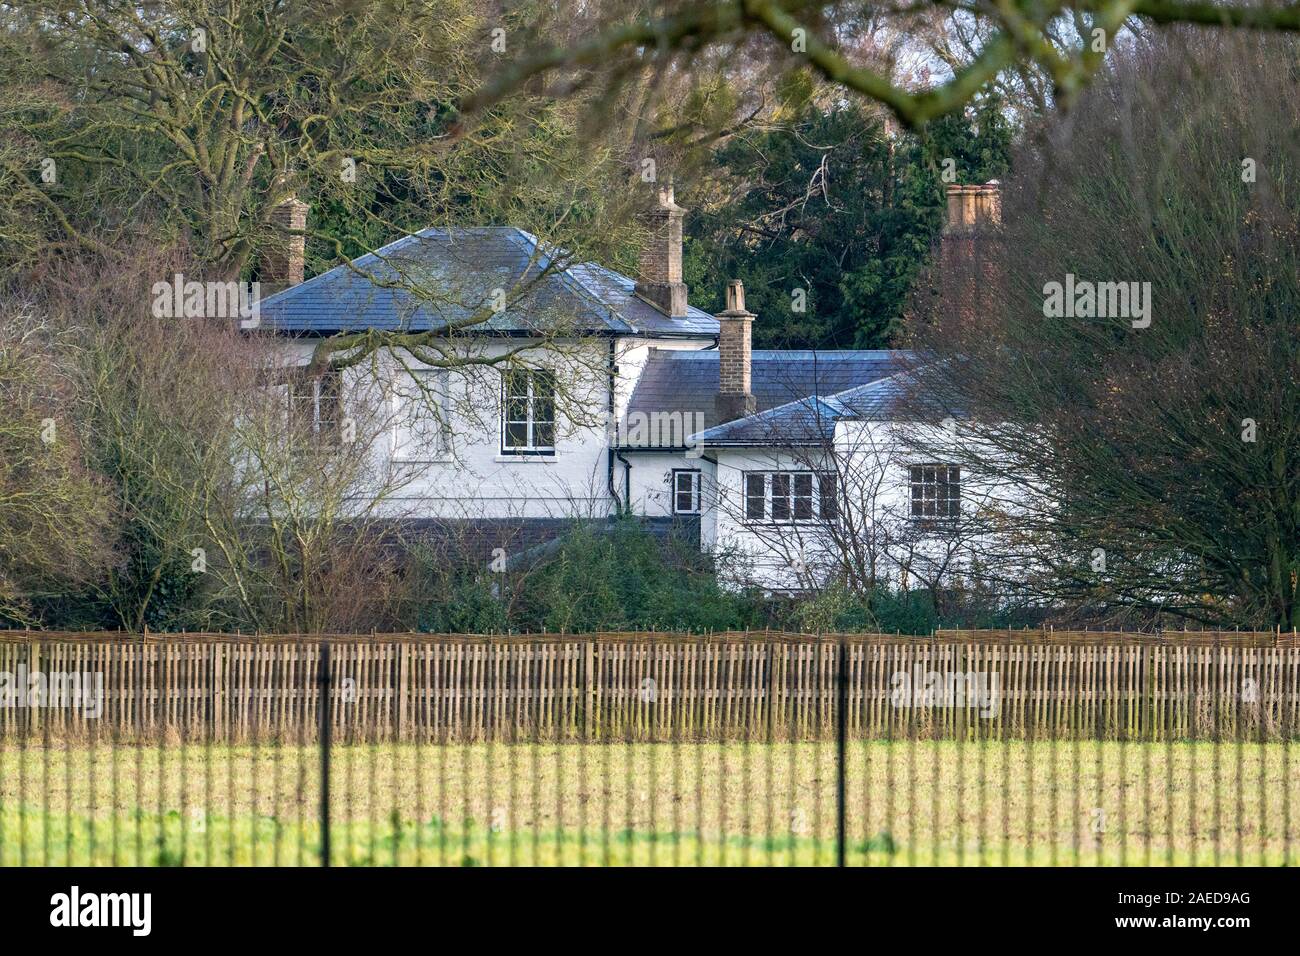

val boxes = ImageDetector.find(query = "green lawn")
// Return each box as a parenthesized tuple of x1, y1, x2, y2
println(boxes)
(1, 740, 1295, 865)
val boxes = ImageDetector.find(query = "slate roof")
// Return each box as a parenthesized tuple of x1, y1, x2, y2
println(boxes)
(622, 349, 914, 447)
(690, 363, 966, 447)
(257, 227, 939, 447)
(258, 226, 719, 337)
(686, 394, 844, 447)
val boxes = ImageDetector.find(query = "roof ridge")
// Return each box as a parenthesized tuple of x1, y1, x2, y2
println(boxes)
(690, 391, 842, 445)
(256, 226, 449, 306)
(258, 224, 719, 336)
(575, 260, 716, 321)
(823, 367, 909, 406)
(503, 230, 634, 333)
(685, 358, 921, 445)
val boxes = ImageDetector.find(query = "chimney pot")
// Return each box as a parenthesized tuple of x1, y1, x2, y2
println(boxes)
(725, 279, 745, 313)
(943, 181, 1001, 234)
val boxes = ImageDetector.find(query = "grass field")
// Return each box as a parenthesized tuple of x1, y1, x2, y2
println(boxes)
(1, 740, 1296, 865)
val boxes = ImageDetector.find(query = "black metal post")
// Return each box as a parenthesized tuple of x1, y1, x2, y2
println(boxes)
(318, 642, 332, 867)
(837, 637, 847, 867)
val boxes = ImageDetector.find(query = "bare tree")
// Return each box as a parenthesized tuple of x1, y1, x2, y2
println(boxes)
(0, 0, 658, 405)
(0, 302, 115, 624)
(903, 30, 1300, 628)
(193, 344, 421, 632)
(8, 241, 444, 632)
(469, 1, 1300, 131)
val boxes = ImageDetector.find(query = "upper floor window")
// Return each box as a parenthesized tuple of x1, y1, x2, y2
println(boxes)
(910, 464, 961, 519)
(672, 469, 702, 514)
(289, 368, 341, 450)
(502, 369, 555, 455)
(392, 367, 450, 461)
(744, 471, 837, 523)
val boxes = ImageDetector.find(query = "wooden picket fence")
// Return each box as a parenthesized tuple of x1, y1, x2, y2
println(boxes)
(0, 629, 1297, 742)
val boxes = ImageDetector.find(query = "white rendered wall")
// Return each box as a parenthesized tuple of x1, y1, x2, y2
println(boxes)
(268, 334, 712, 520)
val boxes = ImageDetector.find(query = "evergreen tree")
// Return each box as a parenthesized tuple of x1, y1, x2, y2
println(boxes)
(684, 93, 1012, 349)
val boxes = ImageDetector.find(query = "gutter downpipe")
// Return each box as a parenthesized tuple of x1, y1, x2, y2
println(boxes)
(607, 339, 624, 514)
(617, 450, 632, 515)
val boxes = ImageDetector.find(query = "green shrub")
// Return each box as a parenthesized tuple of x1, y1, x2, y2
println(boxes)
(409, 518, 763, 635)
(513, 519, 763, 633)
(406, 522, 1045, 636)
(415, 572, 510, 634)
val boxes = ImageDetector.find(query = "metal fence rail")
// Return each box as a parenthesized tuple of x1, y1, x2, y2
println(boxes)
(0, 631, 1296, 865)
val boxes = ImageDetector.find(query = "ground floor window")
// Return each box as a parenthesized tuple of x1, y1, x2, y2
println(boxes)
(502, 369, 555, 455)
(672, 469, 702, 514)
(910, 464, 961, 519)
(743, 471, 837, 522)
(289, 367, 342, 449)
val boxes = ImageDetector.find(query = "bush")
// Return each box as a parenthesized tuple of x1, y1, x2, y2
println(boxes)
(415, 572, 511, 634)
(512, 519, 764, 633)
(403, 518, 1054, 636)
(778, 582, 1044, 635)
(409, 518, 764, 634)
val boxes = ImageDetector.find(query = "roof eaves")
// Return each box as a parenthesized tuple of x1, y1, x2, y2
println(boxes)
(695, 438, 827, 449)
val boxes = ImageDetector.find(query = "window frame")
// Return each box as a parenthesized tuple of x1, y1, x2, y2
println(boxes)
(908, 463, 962, 521)
(500, 369, 556, 456)
(671, 468, 702, 515)
(289, 368, 342, 451)
(391, 366, 451, 462)
(741, 471, 838, 524)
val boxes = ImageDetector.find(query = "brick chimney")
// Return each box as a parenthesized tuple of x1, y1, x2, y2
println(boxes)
(715, 279, 756, 424)
(634, 182, 688, 317)
(939, 180, 1001, 321)
(260, 196, 309, 293)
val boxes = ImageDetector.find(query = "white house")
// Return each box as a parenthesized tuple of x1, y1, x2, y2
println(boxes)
(256, 183, 1005, 591)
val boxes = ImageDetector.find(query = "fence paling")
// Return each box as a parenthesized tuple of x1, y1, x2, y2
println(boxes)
(1, 631, 1298, 743)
